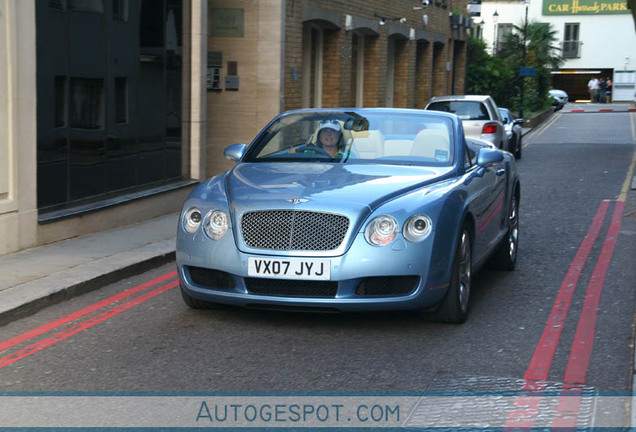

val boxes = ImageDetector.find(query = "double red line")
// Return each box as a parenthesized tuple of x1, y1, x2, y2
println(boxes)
(0, 271, 178, 370)
(506, 199, 625, 428)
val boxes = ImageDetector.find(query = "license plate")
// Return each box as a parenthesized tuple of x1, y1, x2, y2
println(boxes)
(248, 257, 330, 280)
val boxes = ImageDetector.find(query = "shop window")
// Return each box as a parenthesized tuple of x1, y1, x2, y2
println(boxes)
(55, 76, 67, 128)
(70, 78, 104, 130)
(115, 77, 128, 124)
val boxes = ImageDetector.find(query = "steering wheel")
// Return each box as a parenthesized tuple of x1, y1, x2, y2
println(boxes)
(292, 144, 332, 158)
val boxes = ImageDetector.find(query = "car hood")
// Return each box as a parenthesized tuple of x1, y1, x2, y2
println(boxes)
(226, 162, 453, 218)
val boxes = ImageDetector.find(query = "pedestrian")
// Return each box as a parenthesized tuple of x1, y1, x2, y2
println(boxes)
(587, 76, 599, 102)
(599, 77, 606, 103)
(605, 76, 613, 103)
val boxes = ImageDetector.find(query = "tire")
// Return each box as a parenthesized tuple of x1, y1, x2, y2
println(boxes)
(515, 134, 522, 160)
(431, 227, 472, 324)
(180, 282, 222, 310)
(490, 192, 519, 270)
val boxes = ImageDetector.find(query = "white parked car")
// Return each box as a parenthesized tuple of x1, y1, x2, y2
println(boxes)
(548, 89, 568, 111)
(425, 95, 509, 152)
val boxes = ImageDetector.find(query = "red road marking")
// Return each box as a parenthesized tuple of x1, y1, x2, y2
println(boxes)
(0, 270, 177, 353)
(523, 200, 610, 381)
(599, 109, 614, 112)
(571, 110, 585, 113)
(564, 200, 624, 384)
(506, 199, 624, 429)
(0, 280, 179, 369)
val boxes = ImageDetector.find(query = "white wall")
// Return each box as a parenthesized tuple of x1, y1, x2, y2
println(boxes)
(475, 0, 636, 101)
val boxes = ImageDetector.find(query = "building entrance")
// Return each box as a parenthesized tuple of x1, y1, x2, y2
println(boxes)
(551, 69, 614, 102)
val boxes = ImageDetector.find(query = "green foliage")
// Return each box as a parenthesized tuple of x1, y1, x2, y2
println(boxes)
(466, 37, 515, 105)
(466, 20, 563, 116)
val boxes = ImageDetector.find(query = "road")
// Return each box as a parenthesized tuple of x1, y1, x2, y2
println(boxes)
(0, 109, 635, 428)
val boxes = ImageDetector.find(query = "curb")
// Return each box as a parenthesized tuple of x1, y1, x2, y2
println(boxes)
(523, 108, 554, 129)
(0, 242, 175, 327)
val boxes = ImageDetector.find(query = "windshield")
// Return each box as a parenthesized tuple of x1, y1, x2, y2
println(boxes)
(427, 101, 489, 121)
(243, 111, 455, 167)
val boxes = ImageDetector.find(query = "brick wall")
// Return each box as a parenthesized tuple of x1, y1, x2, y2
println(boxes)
(283, 0, 468, 110)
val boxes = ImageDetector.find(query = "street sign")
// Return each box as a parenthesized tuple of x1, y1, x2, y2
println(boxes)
(520, 67, 536, 77)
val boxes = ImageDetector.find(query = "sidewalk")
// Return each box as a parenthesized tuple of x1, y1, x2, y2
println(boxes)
(0, 213, 179, 325)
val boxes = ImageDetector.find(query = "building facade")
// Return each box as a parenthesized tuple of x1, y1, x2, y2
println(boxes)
(472, 0, 636, 102)
(1, 0, 468, 256)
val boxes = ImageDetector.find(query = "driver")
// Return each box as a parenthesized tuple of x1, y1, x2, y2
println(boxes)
(315, 120, 343, 157)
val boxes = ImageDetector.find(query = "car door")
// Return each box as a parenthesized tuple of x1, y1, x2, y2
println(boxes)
(464, 145, 507, 263)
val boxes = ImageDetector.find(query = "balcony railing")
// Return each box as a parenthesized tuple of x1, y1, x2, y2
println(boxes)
(562, 40, 581, 59)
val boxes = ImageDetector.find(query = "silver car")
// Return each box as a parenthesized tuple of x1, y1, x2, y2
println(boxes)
(498, 107, 523, 160)
(425, 95, 509, 152)
(548, 89, 568, 111)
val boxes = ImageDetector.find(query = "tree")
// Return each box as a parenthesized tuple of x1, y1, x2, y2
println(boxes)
(497, 21, 564, 114)
(465, 36, 515, 106)
(466, 21, 563, 115)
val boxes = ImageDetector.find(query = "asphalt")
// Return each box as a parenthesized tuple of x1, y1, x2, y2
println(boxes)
(0, 103, 630, 325)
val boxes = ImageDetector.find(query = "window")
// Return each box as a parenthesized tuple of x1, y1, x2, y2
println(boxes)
(70, 78, 104, 129)
(112, 0, 128, 21)
(302, 24, 323, 108)
(563, 23, 580, 59)
(115, 77, 127, 124)
(54, 76, 67, 128)
(496, 23, 514, 50)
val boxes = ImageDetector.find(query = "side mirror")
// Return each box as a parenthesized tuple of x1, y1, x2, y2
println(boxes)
(513, 118, 524, 126)
(476, 148, 504, 167)
(224, 143, 247, 162)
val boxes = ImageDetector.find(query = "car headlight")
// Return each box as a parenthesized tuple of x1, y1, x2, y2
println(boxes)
(203, 210, 229, 240)
(403, 215, 432, 242)
(365, 215, 398, 246)
(183, 208, 202, 234)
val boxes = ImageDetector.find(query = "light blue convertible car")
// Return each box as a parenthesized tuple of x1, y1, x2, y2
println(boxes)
(176, 108, 520, 323)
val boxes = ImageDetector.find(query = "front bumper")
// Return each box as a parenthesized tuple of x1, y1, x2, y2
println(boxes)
(176, 229, 450, 312)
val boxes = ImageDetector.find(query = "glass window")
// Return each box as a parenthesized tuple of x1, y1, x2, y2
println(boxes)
(54, 76, 67, 128)
(427, 101, 489, 121)
(69, 78, 104, 129)
(115, 77, 127, 124)
(36, 0, 185, 211)
(563, 23, 580, 59)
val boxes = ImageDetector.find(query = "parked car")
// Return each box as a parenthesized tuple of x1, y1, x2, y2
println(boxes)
(176, 108, 521, 323)
(498, 107, 523, 160)
(424, 95, 509, 152)
(548, 89, 568, 111)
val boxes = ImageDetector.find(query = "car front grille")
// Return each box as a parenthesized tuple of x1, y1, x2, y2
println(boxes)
(355, 276, 419, 296)
(245, 278, 338, 298)
(241, 210, 349, 251)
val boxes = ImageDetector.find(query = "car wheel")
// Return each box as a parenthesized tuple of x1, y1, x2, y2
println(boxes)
(490, 192, 519, 270)
(431, 227, 472, 324)
(180, 282, 222, 309)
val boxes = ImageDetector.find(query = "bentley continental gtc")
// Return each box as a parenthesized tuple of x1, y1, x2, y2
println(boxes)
(176, 108, 520, 323)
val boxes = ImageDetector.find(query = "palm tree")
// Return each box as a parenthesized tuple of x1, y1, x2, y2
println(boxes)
(496, 21, 564, 113)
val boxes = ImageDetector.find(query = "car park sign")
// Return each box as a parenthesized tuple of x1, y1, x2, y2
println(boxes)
(520, 67, 536, 77)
